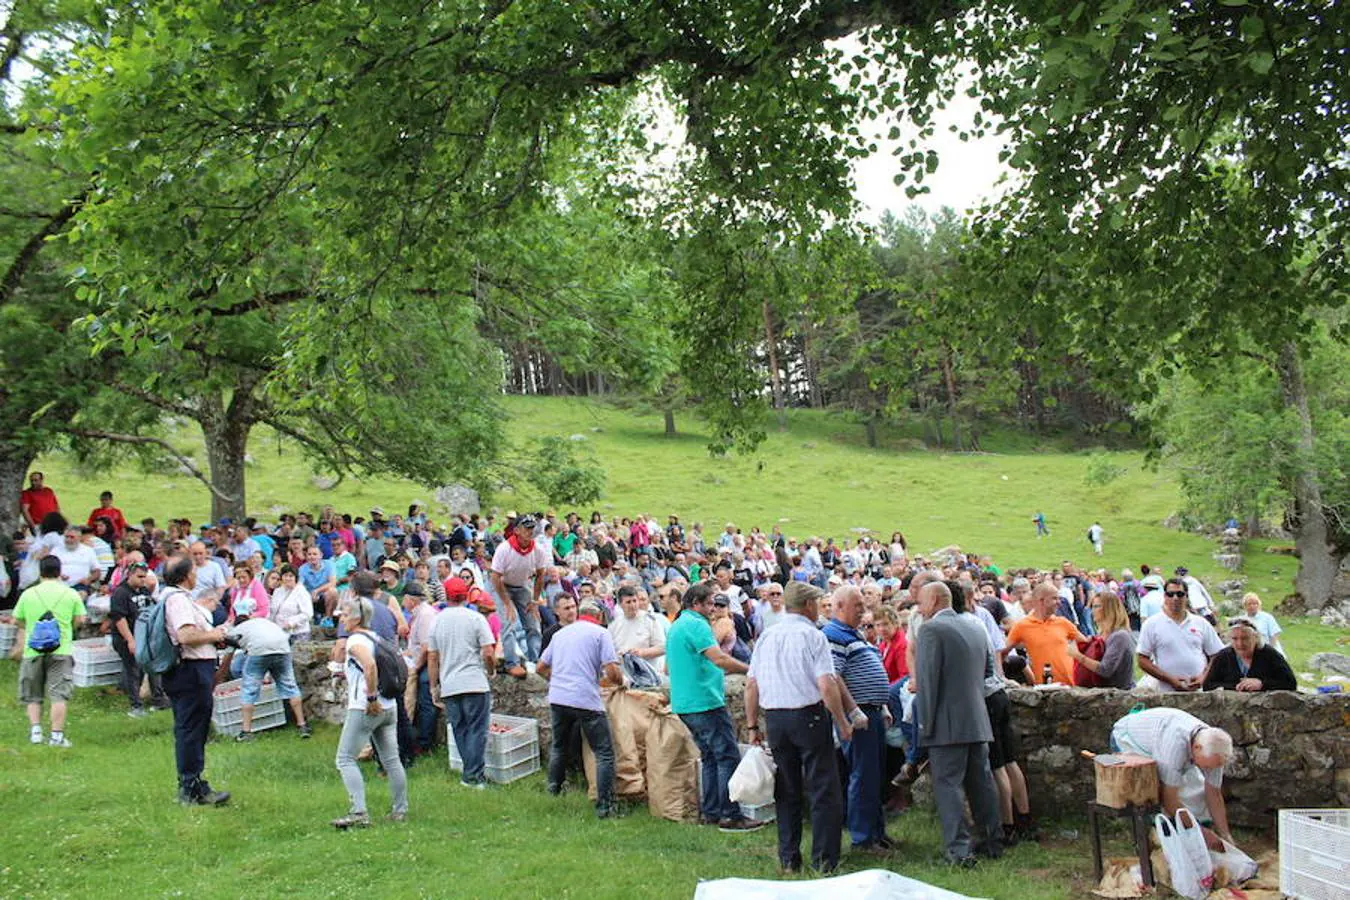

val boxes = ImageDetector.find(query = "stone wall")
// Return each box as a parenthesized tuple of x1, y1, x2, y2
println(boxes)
(294, 644, 1349, 829)
(1008, 687, 1350, 829)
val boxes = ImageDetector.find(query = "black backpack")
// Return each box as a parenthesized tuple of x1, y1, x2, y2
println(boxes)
(363, 633, 408, 700)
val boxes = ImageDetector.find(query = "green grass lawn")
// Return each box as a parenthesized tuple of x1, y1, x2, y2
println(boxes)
(0, 659, 1108, 899)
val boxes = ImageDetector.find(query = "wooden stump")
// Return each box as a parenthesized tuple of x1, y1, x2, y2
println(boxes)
(1093, 753, 1160, 809)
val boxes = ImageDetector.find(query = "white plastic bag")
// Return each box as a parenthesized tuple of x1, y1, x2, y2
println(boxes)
(1209, 839, 1258, 884)
(1154, 810, 1215, 900)
(728, 745, 776, 806)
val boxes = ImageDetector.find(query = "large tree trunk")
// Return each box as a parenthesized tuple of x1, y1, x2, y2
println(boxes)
(0, 446, 35, 541)
(864, 413, 878, 449)
(663, 409, 676, 436)
(762, 300, 787, 431)
(204, 418, 250, 523)
(1277, 342, 1340, 609)
(940, 342, 961, 450)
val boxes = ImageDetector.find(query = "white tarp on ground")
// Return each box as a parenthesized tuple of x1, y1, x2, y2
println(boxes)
(693, 869, 987, 900)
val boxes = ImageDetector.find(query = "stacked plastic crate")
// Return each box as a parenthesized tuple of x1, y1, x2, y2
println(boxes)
(72, 637, 123, 687)
(211, 678, 284, 736)
(0, 621, 16, 655)
(446, 713, 540, 783)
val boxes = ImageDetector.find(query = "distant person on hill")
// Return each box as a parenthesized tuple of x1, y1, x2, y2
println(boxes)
(1032, 511, 1049, 538)
(1087, 521, 1104, 556)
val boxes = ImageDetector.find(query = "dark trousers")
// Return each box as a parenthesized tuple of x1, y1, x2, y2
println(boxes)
(112, 639, 165, 710)
(928, 742, 1003, 861)
(414, 668, 438, 752)
(843, 705, 888, 846)
(163, 660, 216, 796)
(549, 704, 615, 815)
(679, 706, 742, 822)
(765, 703, 843, 873)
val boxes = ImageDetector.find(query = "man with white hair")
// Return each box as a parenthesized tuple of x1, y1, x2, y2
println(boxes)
(1109, 708, 1235, 849)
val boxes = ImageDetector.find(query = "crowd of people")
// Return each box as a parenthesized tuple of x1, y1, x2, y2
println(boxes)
(1, 474, 1296, 869)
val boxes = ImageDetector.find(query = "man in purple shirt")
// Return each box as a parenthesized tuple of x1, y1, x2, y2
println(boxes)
(537, 600, 623, 818)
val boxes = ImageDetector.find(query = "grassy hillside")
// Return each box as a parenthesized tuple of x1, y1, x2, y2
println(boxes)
(36, 397, 1295, 601)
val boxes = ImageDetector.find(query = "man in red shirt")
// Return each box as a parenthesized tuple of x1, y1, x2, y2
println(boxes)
(20, 471, 60, 529)
(87, 491, 128, 539)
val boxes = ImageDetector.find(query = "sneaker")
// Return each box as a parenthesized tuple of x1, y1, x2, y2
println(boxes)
(332, 812, 371, 830)
(128, 708, 148, 719)
(386, 811, 407, 823)
(718, 817, 767, 833)
(234, 731, 255, 743)
(298, 723, 313, 739)
(30, 729, 43, 745)
(48, 735, 72, 748)
(459, 779, 488, 791)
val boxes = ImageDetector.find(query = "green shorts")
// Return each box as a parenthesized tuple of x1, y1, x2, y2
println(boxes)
(18, 655, 75, 704)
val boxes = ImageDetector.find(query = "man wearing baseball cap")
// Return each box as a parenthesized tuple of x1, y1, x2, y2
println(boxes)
(490, 514, 551, 677)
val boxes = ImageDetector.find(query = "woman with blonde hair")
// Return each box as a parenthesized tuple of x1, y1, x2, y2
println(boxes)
(1067, 592, 1136, 688)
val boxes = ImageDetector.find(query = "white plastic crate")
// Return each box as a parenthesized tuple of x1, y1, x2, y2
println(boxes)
(1279, 808, 1350, 900)
(72, 638, 123, 687)
(0, 622, 17, 653)
(447, 713, 540, 773)
(485, 755, 541, 784)
(211, 679, 283, 736)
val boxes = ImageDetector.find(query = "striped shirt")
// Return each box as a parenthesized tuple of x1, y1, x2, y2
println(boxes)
(1110, 707, 1223, 789)
(822, 619, 890, 705)
(748, 612, 836, 710)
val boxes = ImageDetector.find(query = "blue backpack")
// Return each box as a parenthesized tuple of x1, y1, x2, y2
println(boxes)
(27, 608, 62, 654)
(134, 589, 183, 675)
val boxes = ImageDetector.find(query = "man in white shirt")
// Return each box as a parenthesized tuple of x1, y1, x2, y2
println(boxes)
(744, 581, 854, 875)
(189, 541, 228, 604)
(49, 526, 100, 593)
(226, 596, 310, 741)
(608, 585, 666, 673)
(490, 515, 552, 677)
(1137, 577, 1224, 691)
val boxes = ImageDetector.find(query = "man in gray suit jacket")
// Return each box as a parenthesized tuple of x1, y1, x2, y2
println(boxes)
(915, 581, 1003, 867)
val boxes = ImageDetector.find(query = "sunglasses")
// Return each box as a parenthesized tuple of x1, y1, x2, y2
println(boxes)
(1164, 590, 1187, 598)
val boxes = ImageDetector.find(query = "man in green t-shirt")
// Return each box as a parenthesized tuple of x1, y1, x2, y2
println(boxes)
(13, 554, 87, 747)
(666, 582, 761, 833)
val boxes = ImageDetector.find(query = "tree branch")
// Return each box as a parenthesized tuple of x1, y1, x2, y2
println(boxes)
(0, 191, 85, 307)
(111, 380, 201, 420)
(66, 428, 237, 503)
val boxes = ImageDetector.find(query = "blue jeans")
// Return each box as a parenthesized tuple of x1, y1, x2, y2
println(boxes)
(549, 704, 615, 815)
(502, 586, 541, 665)
(415, 668, 438, 752)
(679, 707, 742, 822)
(842, 705, 888, 846)
(445, 691, 491, 783)
(241, 653, 301, 704)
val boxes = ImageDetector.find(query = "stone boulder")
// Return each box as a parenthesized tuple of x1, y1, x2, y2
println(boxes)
(1308, 652, 1350, 678)
(434, 483, 481, 516)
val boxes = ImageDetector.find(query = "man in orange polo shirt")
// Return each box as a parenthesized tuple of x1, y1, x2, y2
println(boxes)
(1002, 582, 1084, 685)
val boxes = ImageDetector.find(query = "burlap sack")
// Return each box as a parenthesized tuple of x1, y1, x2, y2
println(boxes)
(582, 688, 662, 800)
(645, 713, 700, 822)
(1092, 859, 1145, 898)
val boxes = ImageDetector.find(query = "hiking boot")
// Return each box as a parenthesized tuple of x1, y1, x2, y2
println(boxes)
(332, 812, 371, 830)
(719, 817, 767, 833)
(298, 723, 313, 739)
(234, 730, 255, 743)
(504, 664, 527, 679)
(179, 788, 231, 806)
(128, 708, 148, 719)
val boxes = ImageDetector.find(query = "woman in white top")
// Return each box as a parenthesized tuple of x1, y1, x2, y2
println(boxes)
(332, 596, 407, 829)
(269, 566, 313, 642)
